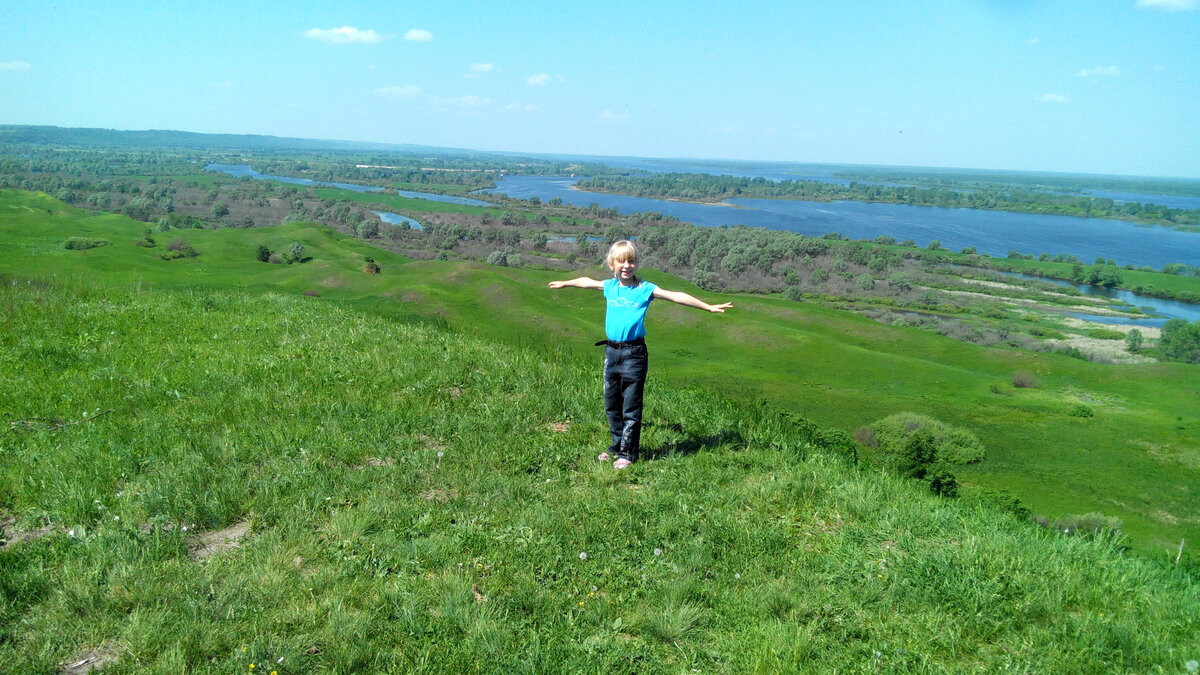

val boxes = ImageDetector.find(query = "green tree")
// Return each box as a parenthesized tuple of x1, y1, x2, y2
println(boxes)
(284, 242, 305, 264)
(1125, 328, 1143, 353)
(1159, 319, 1200, 363)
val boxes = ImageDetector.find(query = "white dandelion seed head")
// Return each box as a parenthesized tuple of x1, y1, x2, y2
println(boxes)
(1186, 660, 1199, 674)
(579, 552, 588, 560)
(437, 451, 444, 458)
(113, 516, 119, 521)
(68, 529, 75, 537)
(735, 573, 741, 579)
(654, 548, 663, 556)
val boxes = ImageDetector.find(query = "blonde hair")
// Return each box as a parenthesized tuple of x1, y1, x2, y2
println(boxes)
(605, 240, 638, 267)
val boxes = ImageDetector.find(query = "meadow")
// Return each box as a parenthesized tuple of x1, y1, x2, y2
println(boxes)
(2, 189, 1196, 560)
(2, 255, 1198, 671)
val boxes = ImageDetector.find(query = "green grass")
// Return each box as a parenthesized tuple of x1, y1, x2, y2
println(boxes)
(1, 279, 1197, 672)
(2, 189, 1198, 560)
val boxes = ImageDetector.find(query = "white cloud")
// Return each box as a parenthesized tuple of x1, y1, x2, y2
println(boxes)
(404, 29, 433, 42)
(526, 73, 551, 87)
(443, 95, 491, 107)
(1137, 0, 1197, 10)
(1038, 93, 1069, 103)
(304, 26, 386, 44)
(1078, 66, 1120, 77)
(502, 103, 540, 112)
(375, 85, 423, 99)
(600, 108, 629, 121)
(0, 61, 32, 72)
(471, 63, 495, 73)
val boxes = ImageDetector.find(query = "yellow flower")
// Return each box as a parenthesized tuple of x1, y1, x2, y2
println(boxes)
(249, 665, 256, 671)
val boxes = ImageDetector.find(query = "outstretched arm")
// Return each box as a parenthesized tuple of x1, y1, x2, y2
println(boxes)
(547, 277, 605, 290)
(653, 287, 733, 313)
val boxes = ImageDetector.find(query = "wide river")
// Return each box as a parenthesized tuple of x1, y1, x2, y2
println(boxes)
(483, 175, 1200, 270)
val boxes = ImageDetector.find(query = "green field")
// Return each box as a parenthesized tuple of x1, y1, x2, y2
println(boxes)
(2, 253, 1197, 671)
(3, 189, 1196, 560)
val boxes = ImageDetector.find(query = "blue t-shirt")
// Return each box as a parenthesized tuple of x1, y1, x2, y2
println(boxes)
(604, 277, 657, 342)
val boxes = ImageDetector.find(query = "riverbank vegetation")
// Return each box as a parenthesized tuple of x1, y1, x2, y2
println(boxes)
(577, 172, 1200, 230)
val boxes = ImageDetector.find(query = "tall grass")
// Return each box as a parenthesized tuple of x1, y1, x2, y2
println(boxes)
(1, 280, 1196, 672)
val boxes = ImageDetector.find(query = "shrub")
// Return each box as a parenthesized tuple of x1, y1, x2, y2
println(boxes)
(962, 487, 1031, 520)
(1066, 403, 1094, 418)
(161, 239, 199, 260)
(255, 244, 271, 263)
(485, 250, 509, 267)
(283, 242, 305, 264)
(1011, 371, 1037, 388)
(63, 237, 111, 250)
(1087, 328, 1124, 340)
(1125, 328, 1144, 352)
(869, 412, 985, 465)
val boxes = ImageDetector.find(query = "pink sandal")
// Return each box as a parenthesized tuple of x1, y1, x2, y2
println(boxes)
(597, 452, 612, 462)
(613, 458, 632, 470)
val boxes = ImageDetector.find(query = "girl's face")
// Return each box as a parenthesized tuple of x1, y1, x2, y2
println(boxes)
(610, 256, 638, 283)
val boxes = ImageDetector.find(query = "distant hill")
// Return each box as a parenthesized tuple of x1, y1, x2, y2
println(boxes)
(0, 124, 455, 154)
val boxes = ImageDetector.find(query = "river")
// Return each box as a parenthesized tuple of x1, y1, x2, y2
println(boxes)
(483, 175, 1200, 270)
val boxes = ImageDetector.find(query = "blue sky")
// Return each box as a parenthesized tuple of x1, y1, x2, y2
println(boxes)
(2, 0, 1198, 177)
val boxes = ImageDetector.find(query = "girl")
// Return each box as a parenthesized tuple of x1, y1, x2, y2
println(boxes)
(548, 240, 733, 469)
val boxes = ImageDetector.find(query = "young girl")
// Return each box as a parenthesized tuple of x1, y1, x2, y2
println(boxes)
(548, 240, 733, 470)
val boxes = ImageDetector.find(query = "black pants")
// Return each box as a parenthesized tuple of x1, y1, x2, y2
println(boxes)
(603, 342, 648, 462)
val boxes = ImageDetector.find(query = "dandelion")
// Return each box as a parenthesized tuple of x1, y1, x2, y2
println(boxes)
(68, 529, 75, 538)
(249, 665, 255, 671)
(734, 573, 741, 579)
(1186, 660, 1199, 674)
(114, 516, 119, 522)
(653, 548, 663, 556)
(579, 552, 588, 560)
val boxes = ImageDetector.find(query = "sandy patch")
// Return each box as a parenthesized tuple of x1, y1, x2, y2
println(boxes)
(61, 643, 121, 674)
(190, 520, 250, 561)
(548, 422, 570, 433)
(1, 516, 53, 547)
(1060, 317, 1161, 339)
(959, 279, 1027, 291)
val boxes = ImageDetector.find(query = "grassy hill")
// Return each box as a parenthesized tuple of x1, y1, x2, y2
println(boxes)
(2, 189, 1197, 559)
(2, 275, 1197, 672)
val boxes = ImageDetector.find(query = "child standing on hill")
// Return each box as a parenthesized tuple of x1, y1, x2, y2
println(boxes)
(548, 240, 733, 470)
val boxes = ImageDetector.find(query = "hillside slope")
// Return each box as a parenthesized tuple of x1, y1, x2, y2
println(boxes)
(0, 281, 1196, 672)
(2, 188, 1197, 556)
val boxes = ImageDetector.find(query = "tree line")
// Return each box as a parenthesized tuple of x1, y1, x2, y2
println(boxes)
(577, 173, 1200, 229)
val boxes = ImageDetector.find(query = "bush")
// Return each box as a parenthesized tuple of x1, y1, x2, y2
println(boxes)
(161, 239, 199, 260)
(1125, 328, 1144, 353)
(63, 237, 111, 250)
(869, 412, 985, 465)
(486, 250, 509, 267)
(961, 487, 1031, 520)
(1086, 328, 1124, 340)
(1011, 371, 1037, 388)
(255, 244, 271, 263)
(1066, 403, 1094, 418)
(283, 242, 305, 264)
